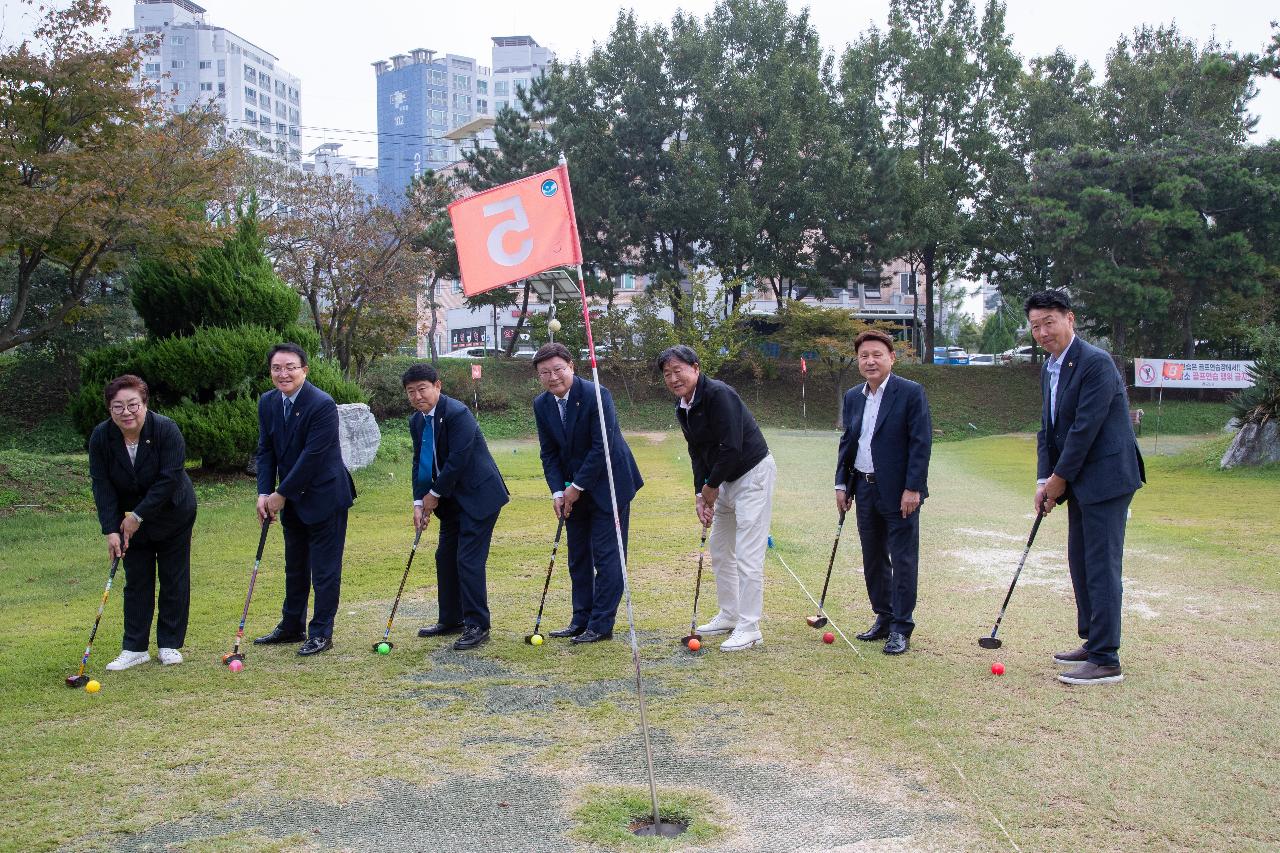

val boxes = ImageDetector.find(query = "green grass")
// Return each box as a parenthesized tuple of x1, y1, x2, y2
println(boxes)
(570, 787, 726, 849)
(1131, 399, 1234, 436)
(0, 430, 1276, 850)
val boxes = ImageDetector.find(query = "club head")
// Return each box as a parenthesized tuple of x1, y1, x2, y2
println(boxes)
(680, 634, 701, 648)
(221, 652, 245, 666)
(66, 674, 88, 688)
(978, 637, 1002, 650)
(806, 615, 828, 629)
(524, 635, 534, 645)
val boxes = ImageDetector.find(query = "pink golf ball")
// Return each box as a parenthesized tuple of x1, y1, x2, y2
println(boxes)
(228, 659, 244, 673)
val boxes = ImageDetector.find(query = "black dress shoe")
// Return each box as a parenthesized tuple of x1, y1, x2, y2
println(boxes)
(855, 619, 891, 642)
(548, 625, 586, 638)
(297, 636, 333, 656)
(883, 632, 909, 655)
(453, 626, 490, 650)
(571, 629, 613, 644)
(254, 626, 306, 645)
(417, 622, 464, 638)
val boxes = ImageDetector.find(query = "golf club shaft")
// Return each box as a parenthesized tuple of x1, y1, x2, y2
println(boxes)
(814, 511, 846, 613)
(531, 515, 566, 634)
(231, 518, 272, 655)
(688, 523, 710, 634)
(74, 556, 121, 679)
(383, 524, 425, 641)
(987, 510, 1045, 638)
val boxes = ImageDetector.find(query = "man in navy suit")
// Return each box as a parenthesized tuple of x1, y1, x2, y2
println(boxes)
(254, 343, 356, 656)
(403, 363, 509, 651)
(834, 329, 932, 655)
(531, 343, 643, 644)
(1027, 290, 1145, 686)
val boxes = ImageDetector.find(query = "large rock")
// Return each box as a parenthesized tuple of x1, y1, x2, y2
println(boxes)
(1220, 420, 1280, 469)
(338, 403, 381, 471)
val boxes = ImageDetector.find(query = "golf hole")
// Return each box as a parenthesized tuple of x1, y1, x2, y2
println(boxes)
(629, 817, 689, 837)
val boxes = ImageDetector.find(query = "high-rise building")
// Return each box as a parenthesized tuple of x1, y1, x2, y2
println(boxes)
(125, 0, 303, 167)
(372, 36, 553, 206)
(303, 143, 379, 200)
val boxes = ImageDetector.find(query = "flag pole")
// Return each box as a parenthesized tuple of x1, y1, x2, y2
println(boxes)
(560, 153, 663, 832)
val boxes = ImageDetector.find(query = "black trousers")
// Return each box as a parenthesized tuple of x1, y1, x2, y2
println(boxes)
(121, 516, 195, 652)
(435, 507, 500, 630)
(565, 501, 629, 634)
(279, 503, 348, 640)
(1066, 491, 1133, 668)
(854, 477, 920, 636)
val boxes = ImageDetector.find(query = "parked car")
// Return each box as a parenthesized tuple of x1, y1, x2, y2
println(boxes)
(967, 354, 995, 366)
(932, 346, 970, 365)
(998, 345, 1036, 364)
(440, 346, 489, 359)
(511, 346, 537, 360)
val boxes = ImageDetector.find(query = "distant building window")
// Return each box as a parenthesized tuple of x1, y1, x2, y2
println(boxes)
(620, 273, 637, 291)
(288, 87, 299, 104)
(899, 272, 917, 295)
(170, 35, 186, 46)
(199, 60, 212, 70)
(495, 99, 508, 111)
(863, 280, 882, 299)
(276, 81, 286, 97)
(217, 82, 225, 96)
(217, 59, 225, 76)
(453, 74, 470, 89)
(170, 60, 185, 69)
(429, 69, 446, 86)
(199, 82, 213, 91)
(514, 78, 529, 93)
(428, 109, 446, 125)
(259, 71, 271, 88)
(276, 103, 286, 118)
(429, 89, 446, 106)
(244, 86, 257, 103)
(144, 62, 161, 74)
(476, 99, 488, 114)
(452, 280, 463, 294)
(276, 122, 287, 135)
(452, 93, 470, 109)
(288, 108, 300, 123)
(494, 80, 509, 96)
(245, 108, 256, 122)
(260, 95, 271, 110)
(453, 113, 470, 126)
(476, 80, 488, 95)
(244, 65, 256, 81)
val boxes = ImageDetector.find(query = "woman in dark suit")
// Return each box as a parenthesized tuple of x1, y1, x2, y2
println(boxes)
(88, 375, 197, 670)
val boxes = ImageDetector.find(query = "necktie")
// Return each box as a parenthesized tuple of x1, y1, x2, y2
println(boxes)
(283, 396, 293, 423)
(417, 417, 435, 486)
(558, 397, 568, 425)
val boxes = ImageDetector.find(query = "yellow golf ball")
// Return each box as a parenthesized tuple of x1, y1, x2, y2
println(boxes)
(85, 680, 101, 693)
(531, 634, 543, 646)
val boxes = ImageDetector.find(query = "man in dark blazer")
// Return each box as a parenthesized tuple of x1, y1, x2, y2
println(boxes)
(531, 343, 643, 644)
(254, 343, 355, 656)
(1027, 290, 1145, 686)
(834, 329, 932, 656)
(404, 363, 509, 651)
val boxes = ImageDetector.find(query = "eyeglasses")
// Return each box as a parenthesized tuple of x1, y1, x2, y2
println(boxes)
(271, 364, 304, 375)
(109, 401, 143, 415)
(537, 365, 571, 379)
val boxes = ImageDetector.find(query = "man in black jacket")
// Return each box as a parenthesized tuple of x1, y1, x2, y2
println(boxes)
(660, 345, 776, 652)
(404, 363, 509, 651)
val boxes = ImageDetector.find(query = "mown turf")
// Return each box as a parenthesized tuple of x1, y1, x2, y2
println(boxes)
(0, 430, 1275, 851)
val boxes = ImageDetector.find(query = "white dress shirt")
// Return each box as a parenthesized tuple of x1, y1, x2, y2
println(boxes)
(855, 373, 892, 474)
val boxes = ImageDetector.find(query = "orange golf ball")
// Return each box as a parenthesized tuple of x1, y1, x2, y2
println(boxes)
(687, 638, 701, 651)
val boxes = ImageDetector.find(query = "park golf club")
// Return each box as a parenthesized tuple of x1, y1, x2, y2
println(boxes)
(680, 523, 711, 648)
(221, 517, 271, 668)
(65, 556, 121, 688)
(806, 510, 847, 629)
(524, 513, 566, 645)
(978, 510, 1045, 649)
(372, 523, 426, 653)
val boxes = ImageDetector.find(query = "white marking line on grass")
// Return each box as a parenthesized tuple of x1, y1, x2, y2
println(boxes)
(772, 548, 1022, 853)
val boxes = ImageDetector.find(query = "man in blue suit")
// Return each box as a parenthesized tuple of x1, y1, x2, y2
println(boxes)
(531, 343, 643, 644)
(254, 343, 355, 656)
(403, 363, 509, 651)
(1027, 290, 1145, 686)
(835, 329, 932, 656)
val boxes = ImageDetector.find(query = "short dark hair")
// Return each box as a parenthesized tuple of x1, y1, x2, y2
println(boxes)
(854, 329, 896, 354)
(1024, 289, 1072, 316)
(656, 344, 700, 372)
(104, 374, 148, 407)
(401, 363, 440, 387)
(533, 342, 574, 369)
(268, 342, 308, 369)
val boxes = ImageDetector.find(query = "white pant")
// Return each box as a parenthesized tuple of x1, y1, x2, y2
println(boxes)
(708, 454, 777, 632)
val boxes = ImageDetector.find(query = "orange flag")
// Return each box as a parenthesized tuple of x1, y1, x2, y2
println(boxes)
(448, 164, 583, 296)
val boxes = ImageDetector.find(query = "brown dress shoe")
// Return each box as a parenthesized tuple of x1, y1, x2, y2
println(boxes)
(1057, 662, 1123, 685)
(1053, 646, 1089, 665)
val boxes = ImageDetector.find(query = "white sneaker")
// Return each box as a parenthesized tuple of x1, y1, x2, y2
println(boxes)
(157, 648, 183, 666)
(696, 613, 738, 635)
(720, 627, 764, 652)
(105, 650, 151, 671)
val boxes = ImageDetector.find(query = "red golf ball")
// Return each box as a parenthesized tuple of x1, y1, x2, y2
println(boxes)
(991, 662, 1005, 676)
(822, 632, 835, 644)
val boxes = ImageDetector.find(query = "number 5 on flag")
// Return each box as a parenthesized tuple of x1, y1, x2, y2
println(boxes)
(449, 164, 583, 296)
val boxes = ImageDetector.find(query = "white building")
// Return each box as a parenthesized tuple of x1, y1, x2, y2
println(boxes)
(126, 0, 303, 167)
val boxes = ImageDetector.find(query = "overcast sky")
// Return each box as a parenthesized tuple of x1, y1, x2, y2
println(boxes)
(3, 0, 1278, 166)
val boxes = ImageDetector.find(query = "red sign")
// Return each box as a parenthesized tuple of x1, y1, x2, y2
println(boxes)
(471, 364, 482, 380)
